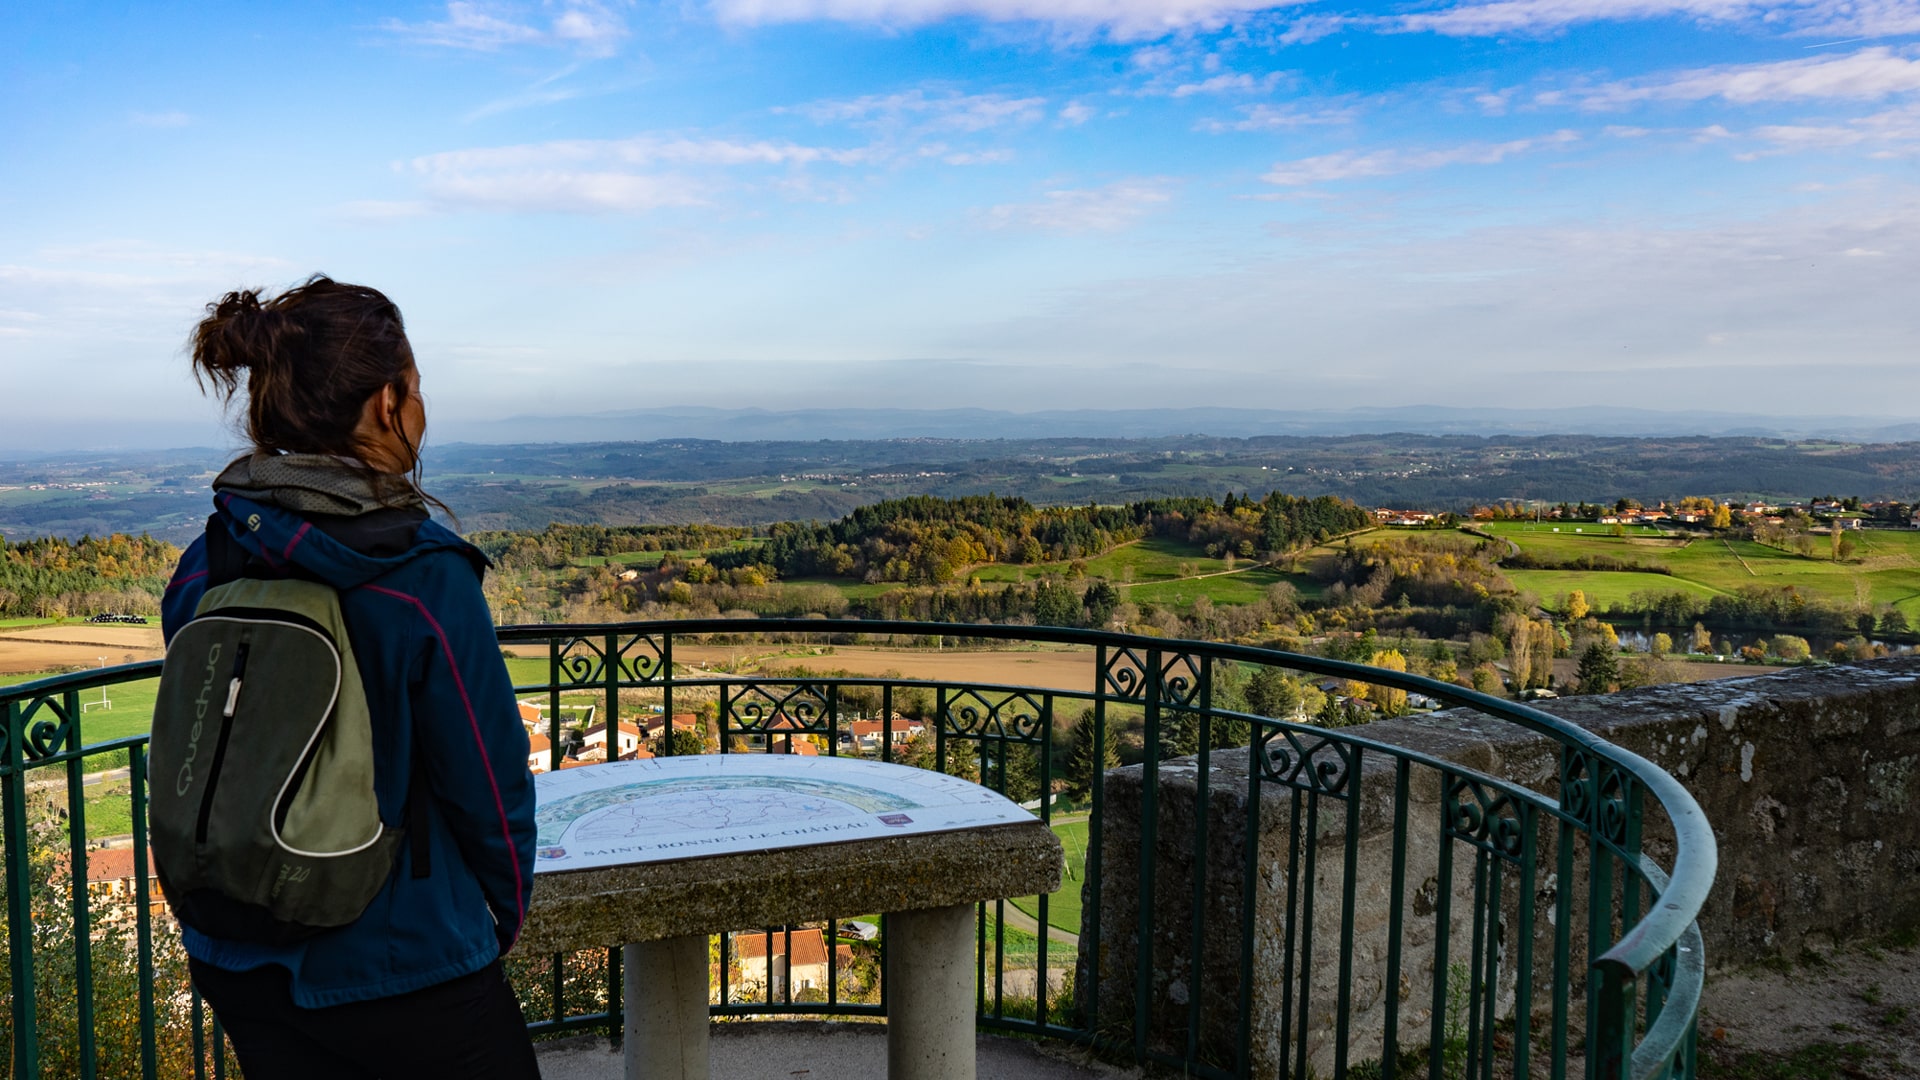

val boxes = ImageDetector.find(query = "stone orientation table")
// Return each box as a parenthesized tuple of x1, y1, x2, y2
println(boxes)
(521, 755, 1066, 1080)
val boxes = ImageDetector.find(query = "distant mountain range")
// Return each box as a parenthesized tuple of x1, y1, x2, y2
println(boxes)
(10, 405, 1920, 454)
(434, 406, 1920, 446)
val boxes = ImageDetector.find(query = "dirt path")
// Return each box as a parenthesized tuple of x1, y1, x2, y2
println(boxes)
(1723, 539, 1759, 576)
(997, 904, 1079, 947)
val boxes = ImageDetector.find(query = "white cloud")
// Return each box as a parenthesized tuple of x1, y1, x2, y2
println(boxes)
(785, 89, 1047, 131)
(129, 110, 192, 128)
(403, 134, 874, 213)
(1058, 101, 1096, 124)
(1544, 47, 1920, 110)
(983, 178, 1174, 230)
(410, 136, 871, 173)
(421, 170, 706, 212)
(710, 0, 1307, 40)
(1197, 101, 1357, 132)
(384, 1, 629, 56)
(1261, 131, 1577, 184)
(1708, 102, 1920, 157)
(1390, 0, 1761, 38)
(1287, 0, 1920, 43)
(1168, 71, 1284, 97)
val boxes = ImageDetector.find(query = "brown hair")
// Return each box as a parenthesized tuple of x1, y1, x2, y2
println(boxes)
(190, 275, 444, 512)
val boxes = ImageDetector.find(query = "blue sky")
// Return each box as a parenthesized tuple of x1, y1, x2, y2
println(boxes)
(4, 0, 1919, 448)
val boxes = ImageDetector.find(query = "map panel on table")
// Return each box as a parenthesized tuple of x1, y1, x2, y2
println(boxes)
(531, 755, 1034, 873)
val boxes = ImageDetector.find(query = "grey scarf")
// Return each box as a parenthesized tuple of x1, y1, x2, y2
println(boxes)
(213, 453, 426, 517)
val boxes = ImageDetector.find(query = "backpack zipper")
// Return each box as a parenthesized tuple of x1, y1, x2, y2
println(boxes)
(194, 640, 250, 845)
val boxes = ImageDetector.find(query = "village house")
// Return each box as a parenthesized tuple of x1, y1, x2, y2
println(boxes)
(582, 720, 647, 758)
(56, 847, 167, 921)
(730, 928, 855, 999)
(839, 716, 926, 753)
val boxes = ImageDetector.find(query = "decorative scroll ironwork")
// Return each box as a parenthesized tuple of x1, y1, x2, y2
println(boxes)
(1561, 748, 1633, 847)
(1254, 726, 1354, 796)
(1, 695, 77, 765)
(611, 634, 667, 684)
(941, 688, 1048, 743)
(1100, 647, 1206, 708)
(553, 637, 610, 687)
(1100, 645, 1150, 701)
(1158, 652, 1204, 709)
(726, 683, 833, 735)
(1444, 774, 1527, 863)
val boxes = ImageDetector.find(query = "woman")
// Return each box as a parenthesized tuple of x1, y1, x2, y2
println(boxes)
(160, 276, 540, 1079)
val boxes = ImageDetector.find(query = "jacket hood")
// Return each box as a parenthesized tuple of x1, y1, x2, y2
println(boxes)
(211, 490, 479, 591)
(214, 453, 427, 518)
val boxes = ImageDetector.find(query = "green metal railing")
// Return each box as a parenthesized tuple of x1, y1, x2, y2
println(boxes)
(4, 619, 1714, 1079)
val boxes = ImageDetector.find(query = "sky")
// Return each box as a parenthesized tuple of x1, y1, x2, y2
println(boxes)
(4, 0, 1920, 448)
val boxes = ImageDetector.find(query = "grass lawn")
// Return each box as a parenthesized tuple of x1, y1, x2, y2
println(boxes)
(0, 668, 161, 747)
(981, 914, 1077, 969)
(1479, 523, 1920, 623)
(1504, 570, 1724, 611)
(1124, 566, 1295, 607)
(782, 577, 901, 600)
(1008, 816, 1088, 934)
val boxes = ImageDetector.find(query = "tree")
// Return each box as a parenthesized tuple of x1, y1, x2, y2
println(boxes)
(1650, 632, 1673, 658)
(1368, 649, 1409, 716)
(664, 728, 706, 757)
(1690, 622, 1714, 654)
(1771, 635, 1811, 661)
(1033, 579, 1083, 627)
(1245, 666, 1303, 720)
(1566, 589, 1590, 621)
(1083, 581, 1121, 628)
(1711, 503, 1733, 529)
(1470, 663, 1504, 694)
(1577, 643, 1619, 695)
(1880, 608, 1910, 637)
(1065, 708, 1119, 799)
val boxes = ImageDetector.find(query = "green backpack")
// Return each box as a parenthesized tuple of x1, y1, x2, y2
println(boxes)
(150, 575, 417, 943)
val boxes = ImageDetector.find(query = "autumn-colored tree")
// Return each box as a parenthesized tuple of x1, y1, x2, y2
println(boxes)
(1691, 622, 1714, 654)
(1650, 632, 1673, 658)
(1711, 503, 1733, 529)
(1368, 649, 1409, 716)
(1771, 634, 1812, 661)
(1566, 589, 1590, 621)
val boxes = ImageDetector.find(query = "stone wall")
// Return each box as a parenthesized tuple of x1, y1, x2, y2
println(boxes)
(1078, 657, 1920, 1073)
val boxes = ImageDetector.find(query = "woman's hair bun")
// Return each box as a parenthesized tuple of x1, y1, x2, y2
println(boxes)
(190, 287, 298, 392)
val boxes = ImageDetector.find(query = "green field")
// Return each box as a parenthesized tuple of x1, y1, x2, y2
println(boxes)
(1502, 570, 1723, 610)
(573, 539, 764, 568)
(982, 914, 1078, 969)
(1009, 816, 1089, 934)
(0, 668, 160, 747)
(1123, 565, 1306, 607)
(1478, 523, 1920, 620)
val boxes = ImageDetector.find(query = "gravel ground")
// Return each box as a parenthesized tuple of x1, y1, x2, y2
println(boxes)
(1696, 941, 1920, 1079)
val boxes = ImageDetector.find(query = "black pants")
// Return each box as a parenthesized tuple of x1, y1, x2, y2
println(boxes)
(189, 958, 541, 1080)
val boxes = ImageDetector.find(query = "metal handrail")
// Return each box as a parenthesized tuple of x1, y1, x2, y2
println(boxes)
(4, 618, 1715, 1080)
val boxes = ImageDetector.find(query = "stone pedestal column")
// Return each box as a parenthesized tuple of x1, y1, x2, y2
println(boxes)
(887, 903, 976, 1080)
(623, 934, 710, 1080)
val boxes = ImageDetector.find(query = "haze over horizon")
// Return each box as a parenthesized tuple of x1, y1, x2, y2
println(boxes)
(6, 1, 1920, 447)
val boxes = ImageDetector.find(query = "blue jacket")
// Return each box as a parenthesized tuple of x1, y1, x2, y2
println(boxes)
(162, 491, 537, 1008)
